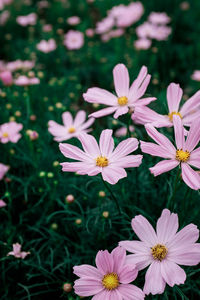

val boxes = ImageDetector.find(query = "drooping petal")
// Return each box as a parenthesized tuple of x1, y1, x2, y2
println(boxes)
(62, 112, 73, 127)
(78, 133, 100, 157)
(59, 143, 90, 161)
(95, 250, 113, 274)
(89, 107, 117, 119)
(73, 110, 86, 126)
(99, 129, 114, 157)
(134, 74, 151, 100)
(133, 97, 157, 107)
(111, 138, 139, 160)
(173, 115, 185, 150)
(118, 284, 145, 300)
(132, 106, 169, 127)
(131, 215, 157, 246)
(140, 141, 174, 159)
(180, 90, 200, 117)
(113, 106, 129, 119)
(73, 265, 102, 280)
(181, 163, 200, 190)
(160, 260, 186, 287)
(83, 87, 117, 106)
(113, 64, 130, 97)
(143, 262, 166, 295)
(185, 118, 200, 152)
(101, 166, 127, 184)
(150, 160, 179, 176)
(167, 83, 183, 113)
(156, 209, 178, 244)
(74, 278, 104, 297)
(114, 155, 143, 168)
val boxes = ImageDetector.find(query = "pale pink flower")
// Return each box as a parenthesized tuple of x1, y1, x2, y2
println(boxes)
(7, 243, 30, 259)
(191, 70, 200, 82)
(132, 83, 200, 129)
(115, 126, 134, 137)
(59, 129, 142, 184)
(150, 25, 172, 41)
(48, 110, 94, 142)
(14, 75, 40, 86)
(148, 12, 171, 25)
(96, 17, 114, 34)
(141, 115, 200, 190)
(67, 16, 80, 25)
(36, 39, 56, 53)
(119, 209, 200, 295)
(0, 121, 23, 143)
(42, 24, 52, 32)
(64, 30, 84, 50)
(16, 13, 37, 26)
(84, 64, 156, 119)
(73, 246, 145, 299)
(0, 163, 9, 179)
(136, 22, 155, 39)
(134, 39, 152, 50)
(0, 70, 13, 85)
(0, 199, 6, 207)
(6, 60, 35, 71)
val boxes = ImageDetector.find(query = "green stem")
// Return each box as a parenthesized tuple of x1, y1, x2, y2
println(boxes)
(126, 114, 132, 138)
(167, 168, 181, 210)
(101, 177, 122, 214)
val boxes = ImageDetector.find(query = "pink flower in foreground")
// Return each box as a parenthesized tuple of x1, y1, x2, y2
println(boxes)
(191, 70, 200, 82)
(59, 129, 142, 184)
(132, 83, 200, 129)
(119, 209, 200, 295)
(36, 39, 56, 53)
(0, 199, 6, 207)
(7, 243, 30, 259)
(141, 115, 200, 190)
(0, 70, 13, 86)
(48, 110, 94, 142)
(0, 163, 9, 179)
(73, 246, 145, 299)
(64, 30, 84, 50)
(83, 64, 156, 119)
(0, 121, 23, 143)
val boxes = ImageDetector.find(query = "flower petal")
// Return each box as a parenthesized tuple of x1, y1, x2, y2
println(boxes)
(113, 64, 129, 97)
(113, 106, 129, 119)
(140, 141, 174, 159)
(83, 87, 117, 106)
(156, 209, 178, 244)
(150, 160, 179, 176)
(167, 83, 183, 113)
(173, 115, 185, 150)
(95, 250, 113, 274)
(111, 138, 139, 160)
(143, 262, 166, 295)
(118, 284, 145, 300)
(168, 244, 200, 265)
(78, 133, 100, 157)
(131, 215, 157, 246)
(89, 107, 117, 118)
(99, 129, 114, 157)
(168, 223, 199, 249)
(101, 166, 127, 184)
(125, 254, 152, 271)
(185, 118, 200, 152)
(111, 247, 126, 274)
(74, 278, 104, 297)
(114, 155, 143, 168)
(181, 163, 200, 190)
(62, 112, 73, 127)
(73, 110, 86, 126)
(180, 90, 200, 117)
(59, 143, 90, 161)
(73, 265, 102, 280)
(161, 260, 186, 287)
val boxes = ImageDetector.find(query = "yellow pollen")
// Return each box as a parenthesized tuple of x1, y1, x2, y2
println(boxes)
(102, 273, 119, 290)
(96, 156, 109, 167)
(151, 244, 168, 261)
(118, 96, 128, 106)
(2, 132, 9, 138)
(176, 149, 190, 162)
(168, 111, 182, 122)
(68, 127, 76, 133)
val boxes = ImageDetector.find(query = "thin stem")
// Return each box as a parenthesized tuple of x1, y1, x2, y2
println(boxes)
(101, 177, 122, 214)
(126, 114, 132, 138)
(167, 168, 181, 210)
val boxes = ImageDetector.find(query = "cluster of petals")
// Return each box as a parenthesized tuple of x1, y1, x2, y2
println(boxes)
(83, 63, 156, 119)
(16, 13, 37, 26)
(141, 115, 200, 190)
(59, 129, 142, 184)
(0, 163, 9, 180)
(64, 30, 84, 50)
(73, 246, 145, 299)
(120, 209, 200, 295)
(36, 39, 57, 53)
(48, 110, 94, 142)
(132, 82, 200, 129)
(7, 243, 30, 259)
(0, 121, 23, 143)
(14, 75, 40, 86)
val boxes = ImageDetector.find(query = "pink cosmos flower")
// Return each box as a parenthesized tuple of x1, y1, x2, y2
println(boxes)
(0, 70, 13, 85)
(7, 243, 30, 259)
(150, 25, 172, 41)
(48, 110, 94, 142)
(134, 39, 152, 50)
(6, 60, 35, 71)
(0, 199, 6, 207)
(64, 30, 84, 50)
(115, 125, 135, 137)
(132, 83, 200, 129)
(96, 17, 114, 34)
(36, 39, 56, 53)
(119, 209, 200, 295)
(191, 70, 200, 82)
(148, 12, 171, 25)
(67, 16, 80, 25)
(16, 13, 37, 26)
(0, 121, 23, 143)
(59, 129, 142, 184)
(83, 64, 156, 119)
(14, 75, 40, 86)
(73, 246, 145, 299)
(136, 22, 155, 39)
(0, 163, 9, 179)
(141, 115, 200, 190)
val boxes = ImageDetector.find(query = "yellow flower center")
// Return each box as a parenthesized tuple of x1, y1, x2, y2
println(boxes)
(68, 127, 76, 133)
(118, 96, 128, 106)
(96, 156, 109, 167)
(168, 111, 182, 122)
(176, 149, 190, 162)
(2, 132, 9, 138)
(102, 273, 119, 290)
(151, 244, 168, 261)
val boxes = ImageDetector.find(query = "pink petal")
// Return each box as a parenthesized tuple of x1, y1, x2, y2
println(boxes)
(48, 121, 69, 136)
(183, 110, 200, 127)
(74, 278, 104, 297)
(59, 143, 90, 161)
(180, 90, 200, 117)
(111, 246, 126, 273)
(113, 106, 129, 119)
(101, 166, 127, 184)
(168, 244, 200, 265)
(80, 117, 95, 130)
(185, 118, 200, 152)
(110, 138, 139, 160)
(156, 209, 178, 244)
(150, 160, 179, 176)
(143, 262, 166, 295)
(145, 124, 176, 155)
(168, 224, 199, 249)
(73, 265, 102, 280)
(0, 199, 6, 207)
(131, 215, 157, 246)
(118, 264, 138, 284)
(92, 290, 122, 300)
(134, 74, 151, 100)
(89, 107, 117, 118)
(60, 162, 97, 175)
(113, 64, 129, 97)
(118, 284, 145, 300)
(125, 254, 152, 271)
(129, 66, 148, 100)
(62, 112, 73, 127)
(83, 87, 117, 105)
(140, 141, 174, 159)
(99, 129, 114, 157)
(95, 250, 113, 274)
(78, 133, 100, 157)
(160, 260, 186, 287)
(133, 97, 157, 107)
(73, 110, 86, 126)
(189, 147, 200, 168)
(119, 240, 149, 254)
(167, 83, 183, 113)
(114, 155, 143, 168)
(181, 163, 200, 190)
(173, 115, 185, 149)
